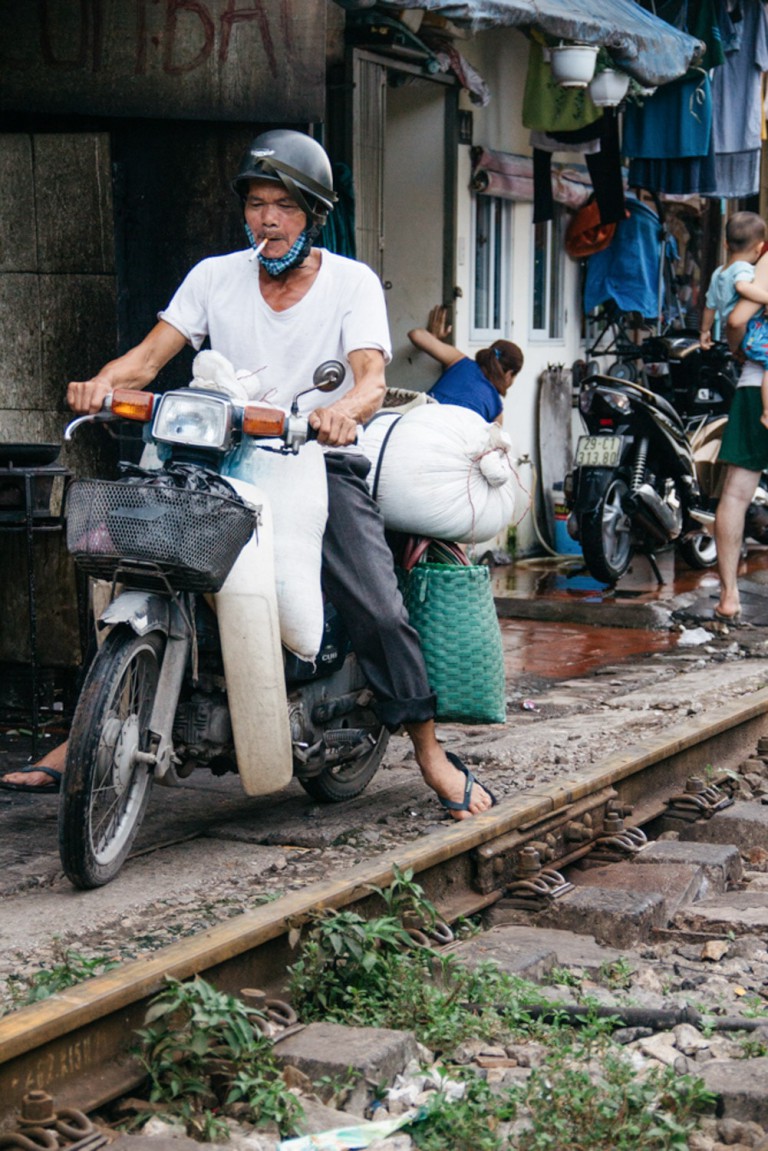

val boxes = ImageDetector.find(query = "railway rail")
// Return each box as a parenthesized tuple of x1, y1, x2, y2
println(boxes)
(2, 684, 767, 1125)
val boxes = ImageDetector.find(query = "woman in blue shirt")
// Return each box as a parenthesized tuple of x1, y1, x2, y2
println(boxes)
(408, 306, 523, 423)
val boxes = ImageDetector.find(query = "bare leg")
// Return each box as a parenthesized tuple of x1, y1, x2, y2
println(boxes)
(0, 740, 67, 789)
(714, 464, 759, 617)
(405, 720, 493, 820)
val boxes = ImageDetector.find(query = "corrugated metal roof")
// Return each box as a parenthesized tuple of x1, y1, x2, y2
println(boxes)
(335, 0, 702, 87)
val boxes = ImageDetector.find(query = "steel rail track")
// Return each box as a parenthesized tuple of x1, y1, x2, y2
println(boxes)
(2, 685, 768, 1124)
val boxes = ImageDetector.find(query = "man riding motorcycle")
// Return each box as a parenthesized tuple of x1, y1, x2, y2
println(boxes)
(1, 130, 496, 819)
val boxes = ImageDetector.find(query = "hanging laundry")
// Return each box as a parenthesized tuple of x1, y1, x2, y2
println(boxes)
(636, 0, 728, 67)
(623, 72, 712, 159)
(583, 197, 668, 321)
(525, 40, 625, 225)
(522, 40, 602, 133)
(707, 0, 768, 198)
(624, 69, 717, 195)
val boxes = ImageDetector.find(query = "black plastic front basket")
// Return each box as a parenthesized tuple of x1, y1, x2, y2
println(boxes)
(66, 478, 258, 592)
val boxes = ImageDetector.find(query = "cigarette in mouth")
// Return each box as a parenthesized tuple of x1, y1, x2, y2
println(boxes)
(249, 237, 268, 262)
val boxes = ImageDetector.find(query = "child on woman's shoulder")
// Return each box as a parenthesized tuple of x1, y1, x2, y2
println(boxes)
(700, 210, 768, 429)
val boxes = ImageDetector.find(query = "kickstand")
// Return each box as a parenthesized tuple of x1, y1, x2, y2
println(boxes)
(647, 551, 665, 585)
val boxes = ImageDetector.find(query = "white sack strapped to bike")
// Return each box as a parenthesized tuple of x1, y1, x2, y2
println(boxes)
(360, 404, 521, 545)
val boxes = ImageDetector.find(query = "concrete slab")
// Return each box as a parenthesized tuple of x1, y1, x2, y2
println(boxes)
(487, 887, 666, 948)
(569, 860, 705, 920)
(668, 802, 768, 853)
(273, 1023, 420, 1116)
(633, 840, 742, 888)
(698, 1058, 768, 1125)
(447, 925, 626, 977)
(673, 891, 768, 936)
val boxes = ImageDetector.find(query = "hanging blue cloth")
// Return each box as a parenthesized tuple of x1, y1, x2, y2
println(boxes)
(622, 72, 712, 160)
(583, 199, 664, 320)
(318, 162, 356, 259)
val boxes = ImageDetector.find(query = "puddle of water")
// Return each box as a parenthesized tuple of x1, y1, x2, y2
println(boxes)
(499, 617, 677, 679)
(493, 545, 768, 606)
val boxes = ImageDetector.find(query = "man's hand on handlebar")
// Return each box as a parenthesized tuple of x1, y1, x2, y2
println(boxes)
(308, 405, 358, 447)
(67, 377, 114, 415)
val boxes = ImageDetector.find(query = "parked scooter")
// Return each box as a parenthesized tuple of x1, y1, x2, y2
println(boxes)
(565, 369, 718, 585)
(60, 363, 389, 889)
(602, 330, 738, 421)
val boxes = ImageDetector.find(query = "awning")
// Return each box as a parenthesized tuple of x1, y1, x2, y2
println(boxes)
(334, 1, 702, 87)
(471, 147, 594, 208)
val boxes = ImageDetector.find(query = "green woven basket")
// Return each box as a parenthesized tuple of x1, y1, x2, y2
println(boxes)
(400, 562, 506, 725)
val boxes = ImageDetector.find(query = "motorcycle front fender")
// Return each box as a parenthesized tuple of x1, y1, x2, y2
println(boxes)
(574, 466, 626, 519)
(214, 476, 293, 797)
(99, 590, 170, 637)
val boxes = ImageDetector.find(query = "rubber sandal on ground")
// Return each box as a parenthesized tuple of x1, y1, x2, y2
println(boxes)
(713, 608, 742, 623)
(0, 765, 63, 793)
(437, 752, 497, 814)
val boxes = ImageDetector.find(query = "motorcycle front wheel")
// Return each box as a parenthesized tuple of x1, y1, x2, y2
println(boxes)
(299, 726, 389, 803)
(59, 627, 163, 889)
(579, 474, 633, 584)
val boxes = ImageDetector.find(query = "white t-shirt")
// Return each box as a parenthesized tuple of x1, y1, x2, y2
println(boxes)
(159, 248, 392, 414)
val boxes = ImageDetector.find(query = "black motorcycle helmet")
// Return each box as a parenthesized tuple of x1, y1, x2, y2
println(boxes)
(232, 129, 338, 228)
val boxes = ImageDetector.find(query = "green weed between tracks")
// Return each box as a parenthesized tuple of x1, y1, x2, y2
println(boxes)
(106, 869, 717, 1146)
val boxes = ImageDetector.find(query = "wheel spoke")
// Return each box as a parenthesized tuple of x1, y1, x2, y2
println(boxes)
(88, 651, 154, 864)
(60, 629, 161, 888)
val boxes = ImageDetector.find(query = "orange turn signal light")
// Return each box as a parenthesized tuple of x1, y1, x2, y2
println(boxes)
(242, 405, 286, 437)
(111, 389, 155, 422)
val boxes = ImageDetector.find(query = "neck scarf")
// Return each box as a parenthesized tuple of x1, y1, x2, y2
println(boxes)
(245, 223, 314, 276)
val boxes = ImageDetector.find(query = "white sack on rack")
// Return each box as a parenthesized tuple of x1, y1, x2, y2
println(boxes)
(223, 441, 328, 662)
(360, 404, 517, 543)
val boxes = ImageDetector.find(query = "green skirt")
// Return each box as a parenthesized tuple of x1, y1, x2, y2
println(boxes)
(719, 386, 768, 472)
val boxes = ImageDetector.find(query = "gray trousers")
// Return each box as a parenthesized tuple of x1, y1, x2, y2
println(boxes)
(321, 452, 436, 731)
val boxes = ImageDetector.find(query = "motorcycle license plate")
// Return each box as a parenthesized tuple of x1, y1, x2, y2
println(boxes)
(575, 435, 624, 468)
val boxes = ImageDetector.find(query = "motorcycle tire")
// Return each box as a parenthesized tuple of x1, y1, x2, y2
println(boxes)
(299, 725, 389, 803)
(59, 626, 163, 889)
(678, 531, 717, 569)
(579, 474, 633, 584)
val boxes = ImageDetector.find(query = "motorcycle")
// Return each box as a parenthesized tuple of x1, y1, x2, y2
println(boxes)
(600, 330, 738, 422)
(59, 363, 389, 889)
(565, 366, 719, 586)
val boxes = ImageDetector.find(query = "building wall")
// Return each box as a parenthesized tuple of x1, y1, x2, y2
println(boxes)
(449, 29, 586, 555)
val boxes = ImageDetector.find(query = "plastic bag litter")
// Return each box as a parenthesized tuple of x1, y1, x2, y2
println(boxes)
(677, 626, 712, 646)
(277, 1110, 416, 1150)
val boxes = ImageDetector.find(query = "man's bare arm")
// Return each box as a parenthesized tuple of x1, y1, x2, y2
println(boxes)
(67, 321, 189, 414)
(308, 348, 387, 447)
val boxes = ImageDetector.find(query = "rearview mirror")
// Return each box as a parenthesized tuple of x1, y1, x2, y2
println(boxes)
(312, 360, 346, 393)
(291, 360, 347, 414)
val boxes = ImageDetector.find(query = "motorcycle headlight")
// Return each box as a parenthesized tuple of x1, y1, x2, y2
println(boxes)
(152, 391, 233, 450)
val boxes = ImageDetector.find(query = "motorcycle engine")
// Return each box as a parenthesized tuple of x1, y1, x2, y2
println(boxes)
(174, 691, 233, 751)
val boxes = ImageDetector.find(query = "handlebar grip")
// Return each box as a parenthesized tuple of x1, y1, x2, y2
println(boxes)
(304, 421, 358, 447)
